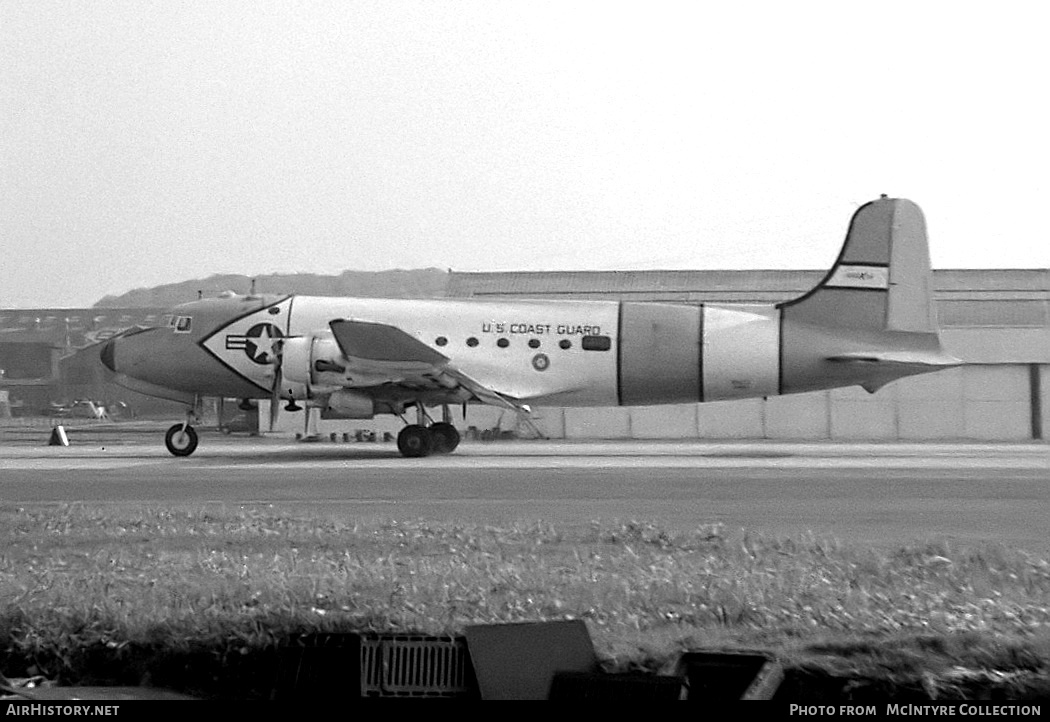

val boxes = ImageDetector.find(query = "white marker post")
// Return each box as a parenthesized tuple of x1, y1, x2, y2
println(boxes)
(48, 425, 69, 446)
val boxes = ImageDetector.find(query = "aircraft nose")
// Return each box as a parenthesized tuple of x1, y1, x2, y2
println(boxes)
(98, 328, 162, 379)
(96, 324, 253, 400)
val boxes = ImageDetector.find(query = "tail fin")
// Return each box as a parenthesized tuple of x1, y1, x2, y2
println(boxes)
(778, 197, 960, 395)
(780, 197, 935, 333)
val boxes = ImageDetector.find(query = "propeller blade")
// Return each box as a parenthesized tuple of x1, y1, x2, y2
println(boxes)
(269, 341, 283, 431)
(270, 371, 281, 431)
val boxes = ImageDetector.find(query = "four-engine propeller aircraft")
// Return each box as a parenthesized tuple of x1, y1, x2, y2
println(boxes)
(100, 196, 961, 458)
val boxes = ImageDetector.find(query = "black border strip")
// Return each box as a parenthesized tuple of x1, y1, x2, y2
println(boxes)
(1031, 364, 1043, 441)
(818, 286, 888, 293)
(616, 301, 624, 406)
(777, 307, 785, 396)
(697, 303, 705, 403)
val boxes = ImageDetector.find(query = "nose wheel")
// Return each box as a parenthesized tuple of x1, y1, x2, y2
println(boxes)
(165, 423, 199, 457)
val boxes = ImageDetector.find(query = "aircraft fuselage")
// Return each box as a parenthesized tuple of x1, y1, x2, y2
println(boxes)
(193, 296, 782, 407)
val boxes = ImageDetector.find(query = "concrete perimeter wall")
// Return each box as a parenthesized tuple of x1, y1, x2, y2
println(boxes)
(445, 363, 1045, 442)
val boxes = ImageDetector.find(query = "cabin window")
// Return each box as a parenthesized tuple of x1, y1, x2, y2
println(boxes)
(435, 336, 448, 346)
(528, 339, 541, 349)
(581, 335, 611, 351)
(466, 337, 479, 347)
(497, 338, 509, 348)
(559, 339, 572, 350)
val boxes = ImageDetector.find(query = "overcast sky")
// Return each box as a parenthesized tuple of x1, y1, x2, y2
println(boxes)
(2, 1, 1048, 308)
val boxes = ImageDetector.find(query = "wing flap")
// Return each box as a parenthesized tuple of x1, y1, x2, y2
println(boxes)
(442, 367, 523, 412)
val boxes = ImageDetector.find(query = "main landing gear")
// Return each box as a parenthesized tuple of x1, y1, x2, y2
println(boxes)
(396, 405, 461, 458)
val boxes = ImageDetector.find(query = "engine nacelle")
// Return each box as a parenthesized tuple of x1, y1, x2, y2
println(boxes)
(321, 389, 375, 419)
(282, 334, 349, 393)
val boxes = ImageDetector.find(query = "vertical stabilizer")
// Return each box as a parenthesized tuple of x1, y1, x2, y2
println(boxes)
(780, 197, 936, 333)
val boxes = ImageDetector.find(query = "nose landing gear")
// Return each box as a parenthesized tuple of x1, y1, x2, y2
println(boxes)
(165, 402, 201, 457)
(165, 423, 198, 456)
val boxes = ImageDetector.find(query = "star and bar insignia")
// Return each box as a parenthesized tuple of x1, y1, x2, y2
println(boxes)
(225, 323, 284, 365)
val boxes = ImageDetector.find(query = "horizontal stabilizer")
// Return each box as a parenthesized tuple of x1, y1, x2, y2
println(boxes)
(826, 350, 963, 367)
(826, 349, 963, 394)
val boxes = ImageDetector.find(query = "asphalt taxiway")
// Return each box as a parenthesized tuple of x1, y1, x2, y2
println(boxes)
(1, 432, 1047, 554)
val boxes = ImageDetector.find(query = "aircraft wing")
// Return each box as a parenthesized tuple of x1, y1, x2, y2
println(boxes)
(327, 319, 525, 412)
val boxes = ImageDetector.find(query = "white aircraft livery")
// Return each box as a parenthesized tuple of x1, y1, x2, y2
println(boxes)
(101, 197, 961, 457)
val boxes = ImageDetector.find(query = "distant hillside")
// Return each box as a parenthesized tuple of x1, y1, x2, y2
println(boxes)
(93, 269, 450, 308)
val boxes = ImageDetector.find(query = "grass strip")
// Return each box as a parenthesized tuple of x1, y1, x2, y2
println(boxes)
(1, 505, 1048, 699)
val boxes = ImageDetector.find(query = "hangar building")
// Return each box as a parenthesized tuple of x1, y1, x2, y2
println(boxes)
(0, 308, 175, 417)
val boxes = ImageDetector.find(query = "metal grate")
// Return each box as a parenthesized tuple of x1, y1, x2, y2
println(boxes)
(360, 634, 473, 698)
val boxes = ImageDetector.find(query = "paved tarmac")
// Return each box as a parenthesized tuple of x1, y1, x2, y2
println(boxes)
(1, 428, 1048, 555)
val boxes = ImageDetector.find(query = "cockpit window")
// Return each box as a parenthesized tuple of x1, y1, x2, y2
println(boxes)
(172, 316, 192, 333)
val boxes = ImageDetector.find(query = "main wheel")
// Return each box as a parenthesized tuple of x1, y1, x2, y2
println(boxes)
(428, 422, 461, 454)
(165, 424, 199, 457)
(397, 424, 432, 458)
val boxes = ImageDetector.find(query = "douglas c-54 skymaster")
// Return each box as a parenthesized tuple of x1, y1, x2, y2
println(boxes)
(100, 196, 961, 458)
